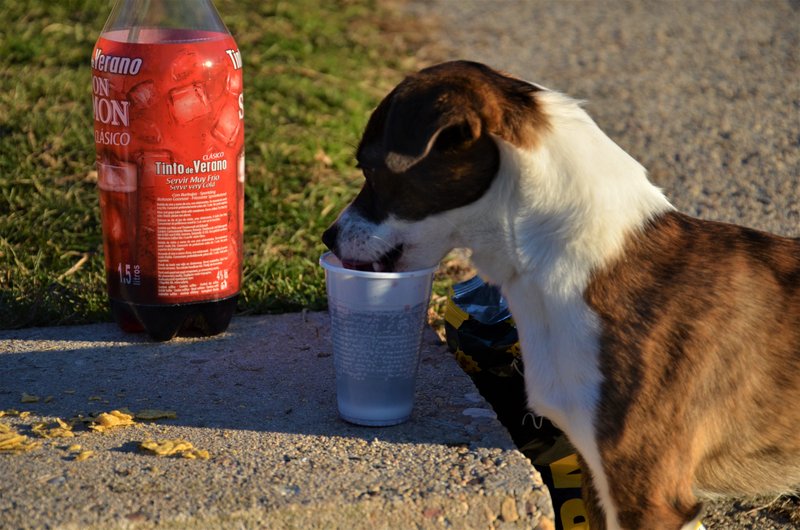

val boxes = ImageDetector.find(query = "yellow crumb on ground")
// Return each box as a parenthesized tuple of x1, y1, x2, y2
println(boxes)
(0, 424, 41, 453)
(139, 439, 210, 460)
(180, 450, 211, 460)
(2, 410, 32, 419)
(31, 418, 74, 439)
(74, 450, 94, 461)
(88, 410, 135, 432)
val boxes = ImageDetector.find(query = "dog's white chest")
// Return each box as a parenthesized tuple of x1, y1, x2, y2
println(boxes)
(502, 278, 603, 427)
(501, 277, 622, 528)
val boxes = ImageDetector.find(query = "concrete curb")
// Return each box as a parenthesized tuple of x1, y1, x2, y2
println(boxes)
(0, 313, 553, 529)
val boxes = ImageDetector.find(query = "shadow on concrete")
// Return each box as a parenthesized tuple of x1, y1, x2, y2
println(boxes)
(0, 312, 510, 449)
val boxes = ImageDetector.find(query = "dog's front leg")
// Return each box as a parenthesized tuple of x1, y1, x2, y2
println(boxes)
(577, 451, 704, 529)
(579, 454, 608, 530)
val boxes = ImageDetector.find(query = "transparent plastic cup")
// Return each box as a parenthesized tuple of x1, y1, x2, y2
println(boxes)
(320, 252, 437, 426)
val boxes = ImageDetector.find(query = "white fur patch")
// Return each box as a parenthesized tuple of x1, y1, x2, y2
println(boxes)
(331, 207, 395, 263)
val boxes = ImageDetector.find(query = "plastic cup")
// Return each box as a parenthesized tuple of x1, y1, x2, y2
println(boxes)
(320, 252, 437, 426)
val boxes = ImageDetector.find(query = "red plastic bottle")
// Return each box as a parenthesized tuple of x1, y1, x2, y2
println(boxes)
(92, 0, 244, 341)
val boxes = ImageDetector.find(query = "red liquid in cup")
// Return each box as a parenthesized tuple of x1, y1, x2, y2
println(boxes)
(92, 27, 244, 340)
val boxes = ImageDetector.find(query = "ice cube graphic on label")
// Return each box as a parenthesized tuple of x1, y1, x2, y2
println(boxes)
(211, 102, 241, 146)
(98, 160, 137, 192)
(227, 71, 243, 95)
(127, 80, 157, 109)
(135, 120, 162, 145)
(173, 50, 226, 87)
(205, 62, 232, 101)
(169, 83, 211, 124)
(205, 74, 226, 101)
(171, 51, 201, 82)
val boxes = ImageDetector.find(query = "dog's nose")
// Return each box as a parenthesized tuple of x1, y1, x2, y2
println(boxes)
(322, 224, 338, 252)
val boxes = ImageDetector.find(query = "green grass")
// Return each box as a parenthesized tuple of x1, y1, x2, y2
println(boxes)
(0, 0, 418, 328)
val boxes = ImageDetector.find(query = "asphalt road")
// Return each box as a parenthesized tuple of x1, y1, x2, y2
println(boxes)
(405, 0, 799, 236)
(401, 0, 800, 527)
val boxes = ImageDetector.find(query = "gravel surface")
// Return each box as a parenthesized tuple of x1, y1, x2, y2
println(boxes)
(400, 0, 800, 528)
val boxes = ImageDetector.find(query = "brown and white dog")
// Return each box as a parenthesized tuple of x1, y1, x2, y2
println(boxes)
(322, 60, 800, 529)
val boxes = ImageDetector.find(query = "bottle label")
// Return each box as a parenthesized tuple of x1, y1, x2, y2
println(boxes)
(92, 30, 244, 305)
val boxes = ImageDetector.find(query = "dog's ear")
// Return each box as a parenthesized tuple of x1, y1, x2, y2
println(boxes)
(358, 61, 546, 174)
(381, 90, 483, 174)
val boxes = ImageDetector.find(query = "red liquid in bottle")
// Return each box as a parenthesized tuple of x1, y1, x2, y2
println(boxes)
(92, 4, 244, 341)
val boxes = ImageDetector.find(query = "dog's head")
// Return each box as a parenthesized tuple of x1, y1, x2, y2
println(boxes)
(322, 60, 548, 272)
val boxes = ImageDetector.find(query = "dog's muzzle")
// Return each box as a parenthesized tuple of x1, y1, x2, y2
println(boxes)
(322, 224, 403, 272)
